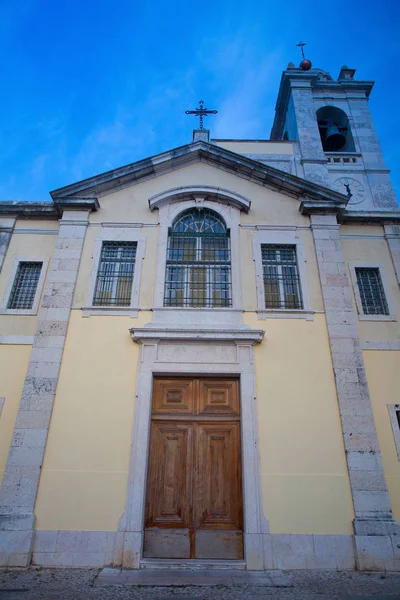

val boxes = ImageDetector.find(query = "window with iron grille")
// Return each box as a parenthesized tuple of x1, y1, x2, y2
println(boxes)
(164, 208, 232, 308)
(7, 262, 43, 310)
(93, 241, 137, 306)
(261, 245, 303, 309)
(355, 267, 389, 315)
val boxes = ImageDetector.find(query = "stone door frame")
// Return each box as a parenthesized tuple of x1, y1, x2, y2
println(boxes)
(118, 325, 266, 570)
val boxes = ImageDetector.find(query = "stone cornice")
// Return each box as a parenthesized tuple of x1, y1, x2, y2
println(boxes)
(300, 198, 348, 216)
(339, 210, 400, 224)
(0, 198, 99, 220)
(49, 141, 348, 209)
(130, 327, 265, 344)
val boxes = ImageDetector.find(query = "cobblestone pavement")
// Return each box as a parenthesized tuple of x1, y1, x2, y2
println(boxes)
(0, 568, 400, 600)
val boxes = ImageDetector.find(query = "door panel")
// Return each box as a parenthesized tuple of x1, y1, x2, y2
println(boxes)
(195, 423, 241, 528)
(198, 379, 239, 416)
(145, 423, 192, 528)
(145, 377, 243, 560)
(153, 378, 194, 415)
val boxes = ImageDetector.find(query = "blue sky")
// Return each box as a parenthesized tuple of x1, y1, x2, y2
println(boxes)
(1, 0, 399, 201)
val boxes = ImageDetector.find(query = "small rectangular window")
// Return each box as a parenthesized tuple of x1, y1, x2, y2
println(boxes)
(396, 408, 400, 430)
(355, 267, 389, 316)
(93, 241, 137, 306)
(261, 245, 303, 309)
(7, 262, 43, 310)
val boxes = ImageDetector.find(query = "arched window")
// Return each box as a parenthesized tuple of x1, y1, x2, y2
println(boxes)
(164, 208, 232, 307)
(317, 106, 355, 152)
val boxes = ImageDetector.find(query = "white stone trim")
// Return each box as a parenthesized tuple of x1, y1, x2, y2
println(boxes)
(388, 404, 400, 461)
(361, 341, 400, 351)
(148, 185, 251, 213)
(83, 227, 146, 317)
(118, 325, 267, 570)
(252, 229, 311, 317)
(0, 336, 34, 345)
(153, 199, 243, 310)
(30, 529, 359, 570)
(348, 262, 397, 321)
(13, 229, 59, 236)
(0, 257, 49, 315)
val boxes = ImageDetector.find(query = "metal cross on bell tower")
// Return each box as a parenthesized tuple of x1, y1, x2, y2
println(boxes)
(185, 100, 218, 130)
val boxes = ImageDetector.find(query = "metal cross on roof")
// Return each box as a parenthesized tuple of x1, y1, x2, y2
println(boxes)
(185, 100, 218, 130)
(296, 42, 307, 59)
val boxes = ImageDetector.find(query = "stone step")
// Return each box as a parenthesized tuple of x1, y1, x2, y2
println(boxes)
(139, 558, 246, 570)
(95, 568, 293, 587)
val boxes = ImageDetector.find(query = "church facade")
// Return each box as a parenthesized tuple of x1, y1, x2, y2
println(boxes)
(0, 63, 399, 571)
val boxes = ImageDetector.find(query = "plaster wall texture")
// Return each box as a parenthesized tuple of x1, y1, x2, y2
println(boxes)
(244, 313, 354, 535)
(89, 162, 308, 227)
(341, 235, 400, 342)
(0, 232, 57, 337)
(213, 141, 294, 155)
(34, 310, 151, 531)
(15, 220, 59, 231)
(363, 350, 400, 522)
(34, 311, 355, 536)
(0, 346, 31, 482)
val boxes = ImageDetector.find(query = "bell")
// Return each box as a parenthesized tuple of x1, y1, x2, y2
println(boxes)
(323, 122, 346, 152)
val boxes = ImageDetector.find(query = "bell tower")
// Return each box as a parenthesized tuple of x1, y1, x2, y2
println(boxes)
(270, 60, 398, 211)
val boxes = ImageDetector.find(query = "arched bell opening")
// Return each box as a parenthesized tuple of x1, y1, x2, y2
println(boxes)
(317, 106, 355, 152)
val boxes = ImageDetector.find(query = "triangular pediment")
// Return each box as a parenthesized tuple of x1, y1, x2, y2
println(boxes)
(50, 141, 349, 213)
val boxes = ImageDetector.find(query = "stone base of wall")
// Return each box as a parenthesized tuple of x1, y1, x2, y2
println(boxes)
(24, 531, 400, 571)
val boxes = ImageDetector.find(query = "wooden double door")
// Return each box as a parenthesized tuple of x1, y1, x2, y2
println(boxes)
(144, 377, 243, 560)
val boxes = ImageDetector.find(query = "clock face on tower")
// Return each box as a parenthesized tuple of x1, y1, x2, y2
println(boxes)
(332, 177, 366, 205)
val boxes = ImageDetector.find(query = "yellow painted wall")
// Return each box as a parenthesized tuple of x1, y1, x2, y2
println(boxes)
(0, 231, 57, 337)
(213, 140, 294, 155)
(341, 228, 400, 342)
(363, 351, 400, 522)
(0, 345, 31, 483)
(34, 310, 151, 531)
(89, 162, 307, 226)
(244, 313, 354, 534)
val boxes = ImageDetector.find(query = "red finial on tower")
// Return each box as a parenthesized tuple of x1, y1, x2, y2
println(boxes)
(296, 42, 312, 71)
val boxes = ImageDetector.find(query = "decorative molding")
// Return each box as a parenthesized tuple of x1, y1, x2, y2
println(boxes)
(388, 404, 400, 461)
(120, 326, 267, 570)
(149, 185, 251, 213)
(43, 141, 350, 207)
(257, 309, 314, 320)
(84, 227, 146, 317)
(252, 228, 311, 314)
(361, 341, 400, 351)
(130, 326, 265, 344)
(153, 199, 243, 310)
(13, 229, 59, 236)
(0, 336, 34, 345)
(0, 257, 49, 316)
(348, 262, 397, 322)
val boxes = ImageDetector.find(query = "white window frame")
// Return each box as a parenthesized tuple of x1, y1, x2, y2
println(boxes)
(84, 228, 146, 317)
(154, 199, 242, 311)
(348, 262, 396, 321)
(388, 404, 400, 461)
(0, 257, 49, 315)
(253, 229, 312, 319)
